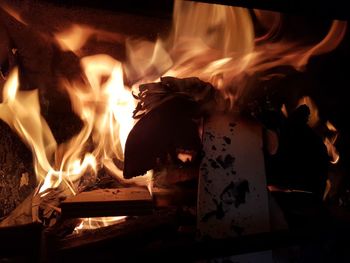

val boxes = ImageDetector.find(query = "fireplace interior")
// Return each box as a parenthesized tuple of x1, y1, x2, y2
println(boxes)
(1, 0, 350, 262)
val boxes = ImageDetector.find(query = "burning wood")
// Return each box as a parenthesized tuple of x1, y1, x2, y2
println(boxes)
(61, 187, 153, 218)
(0, 1, 348, 251)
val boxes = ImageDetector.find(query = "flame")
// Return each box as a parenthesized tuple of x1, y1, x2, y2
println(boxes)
(177, 153, 193, 163)
(297, 96, 319, 127)
(0, 0, 347, 225)
(296, 20, 347, 69)
(324, 121, 340, 164)
(0, 68, 57, 183)
(254, 10, 282, 43)
(296, 97, 340, 164)
(281, 104, 288, 118)
(77, 54, 136, 168)
(54, 24, 125, 55)
(55, 24, 95, 53)
(0, 3, 27, 25)
(74, 216, 127, 234)
(123, 1, 346, 107)
(0, 61, 145, 199)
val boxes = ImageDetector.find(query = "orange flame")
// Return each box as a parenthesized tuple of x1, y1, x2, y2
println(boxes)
(123, 1, 346, 107)
(0, 1, 346, 215)
(0, 68, 57, 184)
(54, 24, 125, 55)
(297, 96, 319, 127)
(281, 104, 288, 118)
(325, 121, 340, 164)
(296, 97, 340, 164)
(0, 3, 27, 25)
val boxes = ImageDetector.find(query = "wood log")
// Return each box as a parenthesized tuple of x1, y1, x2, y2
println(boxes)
(61, 187, 153, 218)
(53, 208, 179, 262)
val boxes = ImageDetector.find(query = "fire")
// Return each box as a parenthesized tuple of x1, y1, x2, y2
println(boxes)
(324, 121, 340, 164)
(0, 68, 57, 184)
(0, 1, 347, 227)
(68, 54, 137, 180)
(297, 96, 340, 164)
(124, 1, 347, 108)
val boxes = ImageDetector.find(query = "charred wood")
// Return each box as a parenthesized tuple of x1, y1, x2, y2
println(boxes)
(124, 77, 219, 179)
(124, 96, 202, 178)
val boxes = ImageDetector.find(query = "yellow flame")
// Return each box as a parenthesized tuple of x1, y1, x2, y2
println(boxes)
(74, 216, 127, 234)
(55, 24, 95, 53)
(0, 1, 346, 206)
(54, 24, 125, 55)
(0, 68, 57, 183)
(326, 120, 337, 132)
(78, 54, 135, 166)
(124, 1, 347, 107)
(0, 69, 99, 195)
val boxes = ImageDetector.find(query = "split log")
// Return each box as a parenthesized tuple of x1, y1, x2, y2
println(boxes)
(61, 187, 153, 218)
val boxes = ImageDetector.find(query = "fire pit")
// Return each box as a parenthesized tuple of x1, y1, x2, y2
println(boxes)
(1, 0, 350, 262)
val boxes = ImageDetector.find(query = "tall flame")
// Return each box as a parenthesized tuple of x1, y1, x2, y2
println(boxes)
(0, 68, 57, 183)
(125, 1, 346, 107)
(0, 1, 346, 205)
